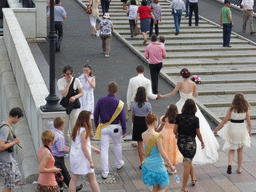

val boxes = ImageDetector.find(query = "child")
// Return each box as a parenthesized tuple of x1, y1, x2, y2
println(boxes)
(51, 117, 83, 192)
(69, 111, 101, 192)
(159, 35, 165, 50)
(214, 93, 251, 174)
(142, 113, 176, 192)
(149, 0, 162, 37)
(131, 86, 152, 168)
(157, 104, 183, 171)
(127, 0, 138, 37)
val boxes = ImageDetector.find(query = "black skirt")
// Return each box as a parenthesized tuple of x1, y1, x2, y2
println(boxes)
(177, 134, 196, 161)
(132, 116, 147, 141)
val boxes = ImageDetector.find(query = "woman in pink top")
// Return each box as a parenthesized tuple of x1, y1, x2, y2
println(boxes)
(37, 130, 62, 192)
(144, 34, 166, 94)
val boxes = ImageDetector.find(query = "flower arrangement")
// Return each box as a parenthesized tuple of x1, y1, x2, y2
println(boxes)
(191, 75, 201, 84)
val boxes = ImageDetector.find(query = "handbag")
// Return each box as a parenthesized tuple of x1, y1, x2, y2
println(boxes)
(133, 23, 140, 36)
(60, 78, 81, 114)
(86, 4, 92, 14)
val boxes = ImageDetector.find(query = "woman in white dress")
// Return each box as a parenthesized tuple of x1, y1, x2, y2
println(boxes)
(214, 93, 251, 174)
(69, 111, 100, 192)
(161, 68, 219, 166)
(79, 65, 95, 119)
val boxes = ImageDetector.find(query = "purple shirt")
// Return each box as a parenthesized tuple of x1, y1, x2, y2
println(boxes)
(94, 94, 126, 134)
(50, 128, 66, 157)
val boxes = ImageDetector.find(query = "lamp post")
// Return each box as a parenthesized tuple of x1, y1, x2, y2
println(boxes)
(40, 0, 64, 112)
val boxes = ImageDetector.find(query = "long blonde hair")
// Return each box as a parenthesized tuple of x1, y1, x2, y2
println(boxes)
(230, 93, 250, 113)
(71, 111, 94, 141)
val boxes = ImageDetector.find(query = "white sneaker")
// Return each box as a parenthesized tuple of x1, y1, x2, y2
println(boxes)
(101, 172, 108, 179)
(117, 160, 124, 170)
(105, 54, 109, 58)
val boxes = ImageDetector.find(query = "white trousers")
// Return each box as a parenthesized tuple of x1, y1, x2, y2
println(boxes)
(64, 108, 79, 146)
(90, 16, 97, 27)
(101, 124, 123, 175)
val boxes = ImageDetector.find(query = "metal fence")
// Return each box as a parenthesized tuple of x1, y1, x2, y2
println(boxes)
(20, 0, 35, 8)
(228, 0, 256, 12)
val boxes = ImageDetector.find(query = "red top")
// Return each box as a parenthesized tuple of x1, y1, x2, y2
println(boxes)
(138, 5, 152, 20)
(37, 147, 57, 186)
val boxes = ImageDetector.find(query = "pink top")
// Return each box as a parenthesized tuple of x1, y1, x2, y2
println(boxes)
(37, 147, 57, 186)
(144, 42, 166, 64)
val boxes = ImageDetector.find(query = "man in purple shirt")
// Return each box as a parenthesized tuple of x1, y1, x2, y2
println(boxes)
(94, 82, 126, 179)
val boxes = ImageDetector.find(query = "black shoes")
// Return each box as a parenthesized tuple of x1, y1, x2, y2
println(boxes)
(227, 165, 232, 174)
(223, 45, 232, 47)
(76, 184, 83, 192)
(175, 31, 179, 35)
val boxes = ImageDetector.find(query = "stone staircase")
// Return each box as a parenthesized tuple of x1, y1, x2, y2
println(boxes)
(80, 0, 256, 133)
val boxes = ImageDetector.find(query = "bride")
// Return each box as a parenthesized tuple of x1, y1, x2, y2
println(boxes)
(161, 68, 219, 165)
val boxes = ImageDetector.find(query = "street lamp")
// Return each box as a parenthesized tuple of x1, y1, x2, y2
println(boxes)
(40, 0, 64, 112)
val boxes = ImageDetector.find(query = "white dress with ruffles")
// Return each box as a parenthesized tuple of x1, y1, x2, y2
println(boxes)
(218, 112, 251, 150)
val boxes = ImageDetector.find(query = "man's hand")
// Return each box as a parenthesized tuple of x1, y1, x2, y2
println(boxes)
(232, 22, 234, 26)
(122, 133, 127, 138)
(157, 94, 161, 99)
(13, 137, 20, 145)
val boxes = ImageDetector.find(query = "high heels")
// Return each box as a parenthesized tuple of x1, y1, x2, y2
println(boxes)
(192, 179, 197, 186)
(237, 169, 242, 174)
(227, 165, 232, 174)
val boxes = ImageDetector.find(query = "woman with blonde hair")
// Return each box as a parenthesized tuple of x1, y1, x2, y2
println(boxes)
(89, 0, 100, 36)
(69, 111, 101, 192)
(37, 130, 62, 192)
(214, 93, 251, 174)
(141, 113, 176, 192)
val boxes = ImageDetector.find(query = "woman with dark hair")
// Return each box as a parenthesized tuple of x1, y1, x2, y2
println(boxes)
(214, 93, 251, 174)
(157, 104, 183, 170)
(135, 0, 157, 44)
(69, 111, 100, 192)
(161, 68, 219, 166)
(37, 130, 62, 192)
(174, 99, 205, 192)
(131, 87, 152, 167)
(79, 65, 96, 119)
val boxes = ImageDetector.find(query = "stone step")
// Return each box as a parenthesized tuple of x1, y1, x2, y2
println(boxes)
(204, 101, 256, 108)
(111, 19, 208, 25)
(116, 28, 223, 35)
(197, 90, 256, 96)
(136, 44, 256, 52)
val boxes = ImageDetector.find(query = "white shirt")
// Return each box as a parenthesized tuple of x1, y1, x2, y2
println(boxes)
(128, 5, 138, 20)
(170, 0, 185, 10)
(189, 0, 198, 3)
(57, 77, 82, 93)
(127, 74, 157, 110)
(241, 0, 254, 10)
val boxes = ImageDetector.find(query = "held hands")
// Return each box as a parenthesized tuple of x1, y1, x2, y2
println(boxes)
(156, 94, 161, 100)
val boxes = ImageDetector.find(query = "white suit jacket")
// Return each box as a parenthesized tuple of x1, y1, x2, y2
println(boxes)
(127, 74, 157, 110)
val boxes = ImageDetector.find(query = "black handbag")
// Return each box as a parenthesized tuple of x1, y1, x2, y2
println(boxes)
(60, 78, 81, 114)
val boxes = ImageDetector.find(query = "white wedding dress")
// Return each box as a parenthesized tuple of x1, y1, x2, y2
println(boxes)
(176, 92, 219, 165)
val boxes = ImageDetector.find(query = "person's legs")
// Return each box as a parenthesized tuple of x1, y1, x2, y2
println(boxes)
(237, 147, 243, 172)
(101, 0, 106, 15)
(159, 186, 167, 192)
(90, 16, 97, 34)
(55, 22, 63, 50)
(153, 185, 160, 192)
(149, 64, 158, 94)
(226, 23, 232, 46)
(154, 62, 162, 94)
(137, 141, 144, 165)
(242, 11, 248, 32)
(86, 173, 100, 192)
(101, 127, 110, 176)
(185, 0, 189, 17)
(2, 189, 11, 192)
(228, 150, 235, 165)
(129, 20, 135, 37)
(149, 18, 154, 37)
(223, 23, 227, 46)
(109, 125, 123, 169)
(105, 0, 110, 13)
(100, 35, 106, 53)
(182, 161, 192, 191)
(64, 113, 70, 145)
(69, 174, 79, 192)
(177, 10, 182, 30)
(248, 11, 254, 32)
(105, 35, 112, 55)
(142, 32, 147, 43)
(55, 157, 71, 188)
(194, 3, 199, 26)
(189, 3, 193, 26)
(155, 20, 159, 36)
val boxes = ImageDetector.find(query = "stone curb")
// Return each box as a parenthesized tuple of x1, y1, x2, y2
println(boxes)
(0, 38, 39, 183)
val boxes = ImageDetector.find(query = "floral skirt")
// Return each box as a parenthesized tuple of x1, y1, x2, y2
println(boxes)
(36, 184, 59, 192)
(177, 134, 196, 161)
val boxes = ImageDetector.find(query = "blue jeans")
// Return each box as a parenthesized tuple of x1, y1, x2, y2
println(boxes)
(101, 0, 110, 16)
(185, 0, 189, 17)
(173, 10, 182, 33)
(223, 23, 232, 46)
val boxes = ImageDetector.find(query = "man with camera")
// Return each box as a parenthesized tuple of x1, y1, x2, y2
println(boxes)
(0, 107, 24, 192)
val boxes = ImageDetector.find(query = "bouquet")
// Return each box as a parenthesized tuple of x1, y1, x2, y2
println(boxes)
(85, 5, 92, 14)
(191, 75, 201, 84)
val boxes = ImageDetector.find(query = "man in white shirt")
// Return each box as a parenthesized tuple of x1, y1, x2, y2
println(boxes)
(241, 0, 255, 34)
(127, 65, 160, 112)
(170, 0, 185, 35)
(58, 66, 83, 146)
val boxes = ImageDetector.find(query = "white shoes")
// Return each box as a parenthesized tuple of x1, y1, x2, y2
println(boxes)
(105, 54, 109, 58)
(117, 160, 124, 170)
(101, 172, 108, 179)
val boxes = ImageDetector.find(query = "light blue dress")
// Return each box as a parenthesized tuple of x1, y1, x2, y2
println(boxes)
(142, 145, 169, 188)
